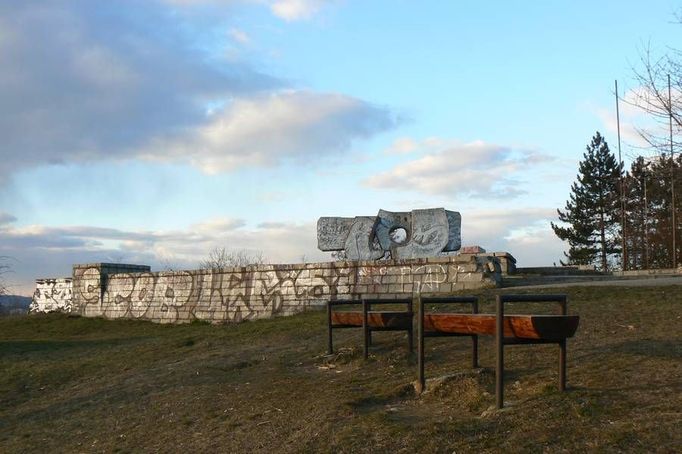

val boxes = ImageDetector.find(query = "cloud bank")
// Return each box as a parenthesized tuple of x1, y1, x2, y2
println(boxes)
(0, 1, 393, 181)
(365, 139, 551, 198)
(144, 91, 396, 173)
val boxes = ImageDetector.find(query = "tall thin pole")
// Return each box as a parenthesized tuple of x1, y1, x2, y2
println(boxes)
(644, 165, 649, 269)
(616, 80, 626, 270)
(669, 74, 677, 268)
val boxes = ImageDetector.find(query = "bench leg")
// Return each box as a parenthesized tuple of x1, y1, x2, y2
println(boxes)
(327, 302, 333, 355)
(408, 327, 414, 354)
(559, 339, 566, 391)
(367, 329, 373, 347)
(496, 342, 504, 409)
(417, 296, 425, 392)
(363, 300, 369, 359)
(496, 295, 504, 409)
(472, 335, 479, 369)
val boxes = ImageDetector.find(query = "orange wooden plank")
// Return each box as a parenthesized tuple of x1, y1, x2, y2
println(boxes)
(423, 313, 579, 340)
(331, 311, 412, 329)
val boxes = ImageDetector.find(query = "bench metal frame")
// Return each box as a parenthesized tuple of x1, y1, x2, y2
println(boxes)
(327, 298, 414, 358)
(416, 295, 480, 392)
(495, 294, 569, 408)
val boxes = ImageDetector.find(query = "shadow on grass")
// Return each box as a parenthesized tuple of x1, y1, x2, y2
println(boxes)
(0, 338, 149, 356)
(576, 338, 682, 361)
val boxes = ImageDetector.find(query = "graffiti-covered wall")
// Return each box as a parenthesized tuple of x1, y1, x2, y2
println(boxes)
(30, 278, 73, 313)
(33, 254, 501, 324)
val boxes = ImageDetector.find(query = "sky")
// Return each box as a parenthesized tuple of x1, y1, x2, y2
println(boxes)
(1, 0, 681, 295)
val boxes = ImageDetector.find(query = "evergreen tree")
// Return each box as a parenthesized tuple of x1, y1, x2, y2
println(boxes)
(641, 153, 682, 268)
(552, 132, 623, 271)
(623, 157, 651, 270)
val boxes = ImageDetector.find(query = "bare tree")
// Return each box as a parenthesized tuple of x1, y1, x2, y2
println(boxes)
(626, 29, 682, 267)
(627, 44, 682, 152)
(157, 255, 180, 272)
(199, 247, 266, 270)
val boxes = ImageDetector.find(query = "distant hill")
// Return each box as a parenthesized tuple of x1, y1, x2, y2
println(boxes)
(0, 295, 32, 316)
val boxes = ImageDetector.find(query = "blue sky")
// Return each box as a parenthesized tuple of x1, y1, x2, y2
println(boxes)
(1, 0, 680, 294)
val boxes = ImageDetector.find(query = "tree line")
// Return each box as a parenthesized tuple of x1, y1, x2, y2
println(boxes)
(552, 131, 681, 271)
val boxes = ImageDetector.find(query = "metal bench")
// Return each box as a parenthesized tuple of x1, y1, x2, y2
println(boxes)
(417, 294, 579, 408)
(327, 298, 414, 359)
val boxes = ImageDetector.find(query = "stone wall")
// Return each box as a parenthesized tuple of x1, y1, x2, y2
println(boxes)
(32, 254, 502, 323)
(475, 252, 516, 275)
(30, 278, 73, 313)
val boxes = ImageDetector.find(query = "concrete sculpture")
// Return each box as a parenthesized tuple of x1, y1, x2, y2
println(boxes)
(317, 208, 461, 260)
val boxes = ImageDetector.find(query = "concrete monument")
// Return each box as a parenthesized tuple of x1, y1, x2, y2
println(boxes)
(317, 208, 461, 260)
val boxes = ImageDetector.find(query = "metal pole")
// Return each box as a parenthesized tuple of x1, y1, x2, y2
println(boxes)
(616, 80, 627, 270)
(472, 299, 479, 368)
(559, 339, 567, 391)
(327, 301, 333, 354)
(407, 298, 414, 353)
(362, 299, 369, 359)
(495, 295, 504, 409)
(644, 165, 650, 269)
(558, 295, 567, 391)
(670, 74, 677, 268)
(417, 295, 425, 393)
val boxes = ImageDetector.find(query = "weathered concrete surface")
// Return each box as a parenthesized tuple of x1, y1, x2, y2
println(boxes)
(31, 255, 500, 323)
(476, 252, 516, 275)
(318, 208, 461, 260)
(343, 216, 384, 260)
(30, 278, 73, 313)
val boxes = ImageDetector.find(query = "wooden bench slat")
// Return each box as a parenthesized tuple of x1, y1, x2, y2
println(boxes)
(331, 311, 413, 329)
(423, 313, 579, 340)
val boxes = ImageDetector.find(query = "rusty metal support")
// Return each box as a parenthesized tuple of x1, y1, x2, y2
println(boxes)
(496, 294, 570, 408)
(558, 295, 567, 391)
(496, 295, 504, 409)
(362, 299, 369, 359)
(327, 300, 333, 354)
(417, 294, 425, 392)
(408, 297, 414, 353)
(418, 295, 479, 392)
(559, 339, 567, 391)
(472, 299, 479, 368)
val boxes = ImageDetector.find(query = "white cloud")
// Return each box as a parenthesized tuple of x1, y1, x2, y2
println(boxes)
(0, 2, 393, 180)
(365, 139, 552, 198)
(595, 84, 682, 158)
(160, 0, 330, 21)
(594, 87, 650, 151)
(270, 0, 327, 21)
(384, 137, 418, 155)
(143, 90, 396, 173)
(0, 1, 283, 180)
(462, 208, 565, 267)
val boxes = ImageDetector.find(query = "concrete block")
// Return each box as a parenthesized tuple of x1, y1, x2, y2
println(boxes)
(458, 272, 484, 283)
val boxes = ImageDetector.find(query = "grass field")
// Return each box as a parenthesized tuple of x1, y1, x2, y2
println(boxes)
(1, 286, 681, 453)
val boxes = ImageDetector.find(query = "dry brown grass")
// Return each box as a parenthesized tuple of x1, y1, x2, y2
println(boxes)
(1, 286, 680, 453)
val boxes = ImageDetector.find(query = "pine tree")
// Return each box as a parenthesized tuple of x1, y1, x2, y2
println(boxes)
(552, 132, 623, 271)
(642, 153, 682, 268)
(623, 157, 651, 270)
